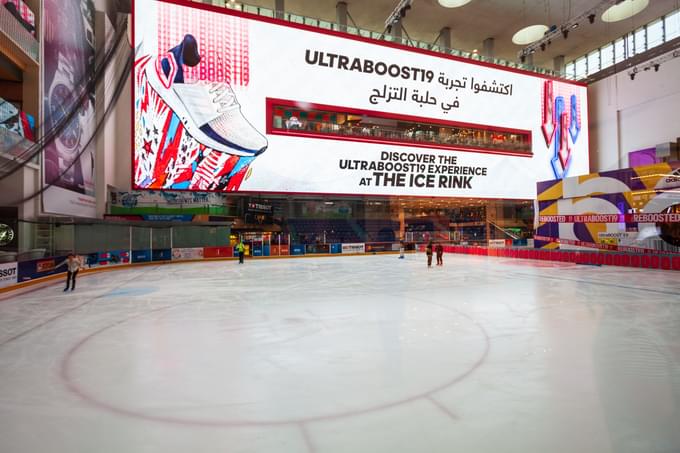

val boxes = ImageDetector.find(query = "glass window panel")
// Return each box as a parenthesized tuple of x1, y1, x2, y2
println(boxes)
(565, 62, 576, 79)
(600, 43, 614, 69)
(614, 38, 625, 62)
(626, 33, 635, 57)
(666, 10, 680, 40)
(647, 18, 664, 48)
(574, 56, 587, 79)
(587, 50, 600, 75)
(634, 27, 646, 54)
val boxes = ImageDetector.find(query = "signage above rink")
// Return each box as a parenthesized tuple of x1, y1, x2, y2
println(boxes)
(132, 0, 589, 198)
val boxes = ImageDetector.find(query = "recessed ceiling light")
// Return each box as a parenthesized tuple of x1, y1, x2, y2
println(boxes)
(512, 24, 549, 45)
(438, 0, 473, 8)
(601, 0, 649, 22)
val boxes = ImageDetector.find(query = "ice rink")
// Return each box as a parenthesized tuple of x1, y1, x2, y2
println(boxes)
(1, 253, 679, 453)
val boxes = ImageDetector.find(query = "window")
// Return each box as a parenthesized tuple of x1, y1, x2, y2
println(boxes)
(600, 43, 614, 70)
(634, 27, 646, 54)
(646, 19, 664, 48)
(587, 50, 600, 75)
(666, 10, 680, 40)
(268, 100, 533, 156)
(574, 56, 587, 79)
(559, 10, 679, 80)
(614, 38, 625, 63)
(625, 33, 635, 57)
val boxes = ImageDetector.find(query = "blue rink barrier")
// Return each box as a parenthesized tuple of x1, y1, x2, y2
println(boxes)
(18, 255, 68, 282)
(262, 245, 270, 256)
(152, 249, 171, 261)
(252, 244, 263, 256)
(330, 243, 342, 254)
(131, 250, 152, 263)
(305, 244, 330, 254)
(290, 244, 305, 255)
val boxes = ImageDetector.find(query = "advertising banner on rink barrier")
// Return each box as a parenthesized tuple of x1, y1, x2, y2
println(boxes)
(342, 243, 366, 254)
(133, 0, 588, 198)
(0, 262, 17, 288)
(172, 247, 204, 260)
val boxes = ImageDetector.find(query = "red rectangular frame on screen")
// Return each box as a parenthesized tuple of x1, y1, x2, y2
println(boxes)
(266, 98, 534, 158)
(130, 0, 590, 197)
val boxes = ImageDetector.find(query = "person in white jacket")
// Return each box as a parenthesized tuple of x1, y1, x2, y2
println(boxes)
(58, 254, 84, 292)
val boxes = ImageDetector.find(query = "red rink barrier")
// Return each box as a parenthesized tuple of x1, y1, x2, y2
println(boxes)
(441, 244, 677, 271)
(204, 246, 233, 258)
(661, 256, 671, 270)
(630, 255, 641, 267)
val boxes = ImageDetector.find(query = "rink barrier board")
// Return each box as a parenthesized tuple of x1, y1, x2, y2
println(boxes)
(440, 245, 680, 271)
(3, 245, 678, 297)
(0, 249, 405, 297)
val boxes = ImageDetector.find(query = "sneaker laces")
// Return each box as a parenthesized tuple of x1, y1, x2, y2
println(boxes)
(209, 82, 239, 113)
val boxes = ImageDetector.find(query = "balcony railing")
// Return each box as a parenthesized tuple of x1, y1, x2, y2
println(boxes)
(0, 2, 38, 63)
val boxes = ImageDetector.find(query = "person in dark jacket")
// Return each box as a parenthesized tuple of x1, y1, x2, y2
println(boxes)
(435, 243, 444, 266)
(426, 241, 433, 267)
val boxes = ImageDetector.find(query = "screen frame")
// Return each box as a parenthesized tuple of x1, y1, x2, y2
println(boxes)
(130, 0, 589, 200)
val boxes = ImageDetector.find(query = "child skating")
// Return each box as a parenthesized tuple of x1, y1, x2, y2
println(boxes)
(435, 243, 444, 266)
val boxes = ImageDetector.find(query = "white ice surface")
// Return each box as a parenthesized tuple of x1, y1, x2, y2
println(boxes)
(0, 254, 679, 453)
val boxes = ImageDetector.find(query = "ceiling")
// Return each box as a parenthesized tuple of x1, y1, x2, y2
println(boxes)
(236, 0, 680, 68)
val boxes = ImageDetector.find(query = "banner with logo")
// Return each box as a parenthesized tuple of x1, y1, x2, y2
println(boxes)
(342, 243, 365, 254)
(42, 0, 97, 217)
(0, 262, 17, 288)
(536, 163, 680, 253)
(133, 0, 588, 199)
(172, 247, 204, 260)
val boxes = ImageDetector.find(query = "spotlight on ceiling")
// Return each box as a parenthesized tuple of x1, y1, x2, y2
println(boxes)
(562, 28, 569, 39)
(540, 42, 546, 51)
(629, 72, 635, 80)
(520, 54, 526, 63)
(571, 22, 579, 29)
(654, 64, 660, 72)
(588, 14, 596, 24)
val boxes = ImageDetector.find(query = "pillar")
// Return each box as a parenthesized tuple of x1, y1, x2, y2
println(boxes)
(274, 0, 284, 19)
(336, 2, 347, 32)
(438, 26, 451, 50)
(482, 37, 494, 59)
(398, 207, 405, 241)
(553, 55, 565, 73)
(390, 19, 402, 40)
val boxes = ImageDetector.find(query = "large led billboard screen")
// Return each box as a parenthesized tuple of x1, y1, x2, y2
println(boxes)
(133, 0, 589, 198)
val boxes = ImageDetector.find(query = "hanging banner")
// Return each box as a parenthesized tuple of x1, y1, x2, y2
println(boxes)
(133, 0, 589, 199)
(42, 0, 97, 217)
